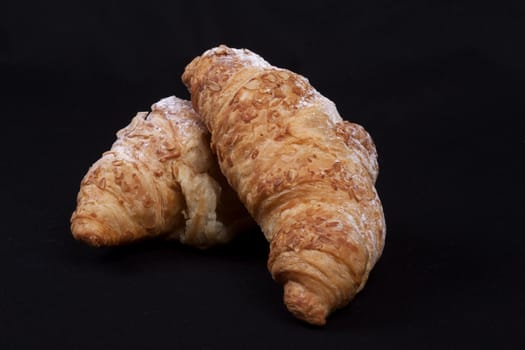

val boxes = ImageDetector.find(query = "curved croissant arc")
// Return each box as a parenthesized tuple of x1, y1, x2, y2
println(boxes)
(71, 96, 251, 248)
(183, 46, 386, 325)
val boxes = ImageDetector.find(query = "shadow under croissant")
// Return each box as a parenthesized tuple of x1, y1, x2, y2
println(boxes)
(92, 227, 269, 263)
(72, 227, 289, 322)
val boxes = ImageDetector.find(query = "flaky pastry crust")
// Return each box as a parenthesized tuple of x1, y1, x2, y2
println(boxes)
(71, 96, 250, 248)
(183, 46, 386, 325)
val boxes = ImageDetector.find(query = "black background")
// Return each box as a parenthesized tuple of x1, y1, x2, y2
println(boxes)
(2, 0, 524, 348)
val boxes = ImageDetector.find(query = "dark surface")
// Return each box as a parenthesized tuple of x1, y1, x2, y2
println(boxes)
(2, 0, 524, 348)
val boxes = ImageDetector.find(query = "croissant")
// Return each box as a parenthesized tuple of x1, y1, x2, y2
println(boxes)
(71, 96, 251, 248)
(183, 46, 386, 325)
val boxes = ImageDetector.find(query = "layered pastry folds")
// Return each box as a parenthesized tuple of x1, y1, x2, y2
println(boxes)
(183, 46, 386, 325)
(71, 96, 251, 248)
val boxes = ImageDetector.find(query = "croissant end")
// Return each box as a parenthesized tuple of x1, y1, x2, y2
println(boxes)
(284, 281, 329, 326)
(70, 216, 116, 247)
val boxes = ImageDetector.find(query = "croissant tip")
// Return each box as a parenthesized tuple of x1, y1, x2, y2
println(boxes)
(71, 219, 111, 247)
(283, 281, 328, 326)
(76, 233, 104, 247)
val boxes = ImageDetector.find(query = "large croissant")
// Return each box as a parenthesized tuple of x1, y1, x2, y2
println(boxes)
(183, 46, 386, 325)
(71, 96, 251, 248)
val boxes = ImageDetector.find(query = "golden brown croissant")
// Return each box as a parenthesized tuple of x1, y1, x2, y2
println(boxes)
(183, 46, 386, 325)
(71, 96, 251, 248)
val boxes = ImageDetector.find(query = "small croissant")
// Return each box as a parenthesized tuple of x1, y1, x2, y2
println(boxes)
(183, 46, 386, 325)
(71, 96, 251, 248)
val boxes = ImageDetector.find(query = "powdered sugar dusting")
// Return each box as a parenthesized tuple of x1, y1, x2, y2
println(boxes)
(293, 80, 342, 125)
(318, 96, 342, 124)
(199, 46, 342, 125)
(152, 96, 193, 116)
(235, 48, 271, 69)
(203, 45, 271, 69)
